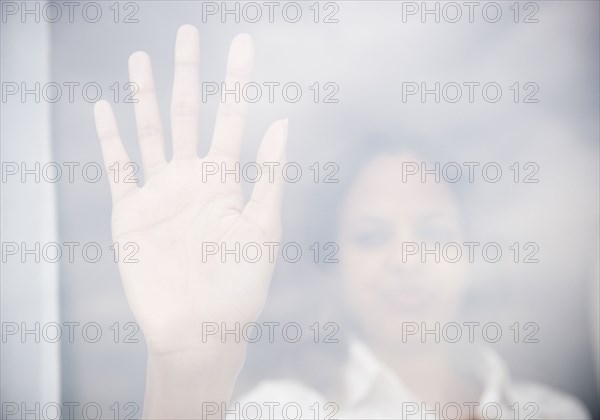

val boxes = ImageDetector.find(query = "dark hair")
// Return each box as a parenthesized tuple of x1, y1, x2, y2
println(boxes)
(295, 131, 470, 250)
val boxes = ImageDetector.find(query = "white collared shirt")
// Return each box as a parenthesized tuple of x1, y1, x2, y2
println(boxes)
(230, 340, 590, 419)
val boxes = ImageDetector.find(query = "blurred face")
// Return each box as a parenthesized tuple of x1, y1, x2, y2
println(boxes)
(339, 153, 468, 344)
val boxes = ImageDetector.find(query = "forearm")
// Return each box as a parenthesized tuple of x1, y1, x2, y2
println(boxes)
(143, 345, 246, 420)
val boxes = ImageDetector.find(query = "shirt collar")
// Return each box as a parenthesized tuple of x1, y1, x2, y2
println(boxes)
(343, 338, 511, 408)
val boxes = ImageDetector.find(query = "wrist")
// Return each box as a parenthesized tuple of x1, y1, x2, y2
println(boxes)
(143, 346, 246, 419)
(147, 342, 247, 379)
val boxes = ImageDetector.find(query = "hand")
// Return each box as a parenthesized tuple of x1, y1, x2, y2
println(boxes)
(94, 25, 287, 358)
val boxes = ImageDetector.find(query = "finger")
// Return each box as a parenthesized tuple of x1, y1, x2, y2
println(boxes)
(94, 100, 139, 203)
(129, 51, 167, 178)
(208, 33, 254, 160)
(243, 119, 288, 234)
(171, 24, 200, 159)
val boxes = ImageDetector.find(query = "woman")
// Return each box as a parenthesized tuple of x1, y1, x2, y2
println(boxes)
(234, 150, 590, 419)
(94, 24, 591, 419)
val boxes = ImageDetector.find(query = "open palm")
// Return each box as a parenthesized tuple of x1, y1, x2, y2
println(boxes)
(94, 25, 287, 356)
